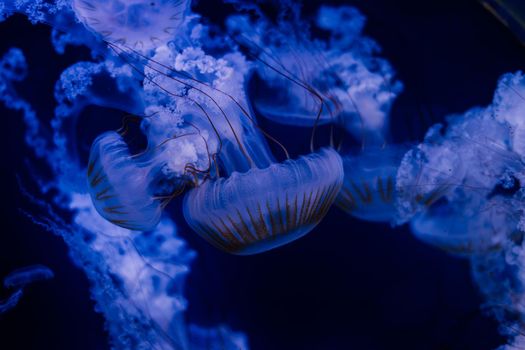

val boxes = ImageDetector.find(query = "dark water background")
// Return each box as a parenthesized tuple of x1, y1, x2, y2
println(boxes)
(1, 0, 525, 349)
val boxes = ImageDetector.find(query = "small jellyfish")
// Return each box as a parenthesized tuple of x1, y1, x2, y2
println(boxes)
(3, 264, 54, 289)
(336, 144, 409, 222)
(72, 0, 190, 52)
(183, 147, 343, 255)
(87, 130, 192, 231)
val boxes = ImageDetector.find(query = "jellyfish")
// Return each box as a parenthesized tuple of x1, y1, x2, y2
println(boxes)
(87, 131, 164, 231)
(227, 5, 402, 146)
(86, 124, 211, 231)
(396, 72, 525, 257)
(71, 0, 191, 52)
(336, 144, 410, 223)
(183, 147, 344, 255)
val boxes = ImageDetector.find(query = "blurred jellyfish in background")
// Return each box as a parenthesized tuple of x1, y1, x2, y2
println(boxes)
(227, 3, 402, 146)
(395, 73, 525, 253)
(394, 72, 525, 347)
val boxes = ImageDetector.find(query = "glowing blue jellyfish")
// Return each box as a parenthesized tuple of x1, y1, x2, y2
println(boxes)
(228, 5, 402, 145)
(87, 130, 189, 231)
(336, 145, 409, 222)
(184, 147, 343, 255)
(395, 76, 525, 251)
(72, 0, 191, 52)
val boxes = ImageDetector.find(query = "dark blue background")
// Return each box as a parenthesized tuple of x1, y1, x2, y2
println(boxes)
(1, 0, 525, 349)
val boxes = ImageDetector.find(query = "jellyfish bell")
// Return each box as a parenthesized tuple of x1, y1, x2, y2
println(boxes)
(87, 125, 205, 231)
(336, 144, 410, 223)
(183, 147, 343, 255)
(71, 0, 191, 52)
(88, 131, 164, 230)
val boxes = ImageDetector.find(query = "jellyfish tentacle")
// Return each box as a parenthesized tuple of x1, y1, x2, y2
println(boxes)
(116, 42, 292, 160)
(108, 43, 269, 176)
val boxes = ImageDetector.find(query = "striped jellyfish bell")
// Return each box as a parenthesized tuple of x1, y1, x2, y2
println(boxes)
(183, 147, 344, 255)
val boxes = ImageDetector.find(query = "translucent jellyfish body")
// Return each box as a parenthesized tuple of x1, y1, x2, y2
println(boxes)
(72, 0, 190, 51)
(183, 148, 344, 255)
(87, 130, 188, 231)
(336, 145, 409, 222)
